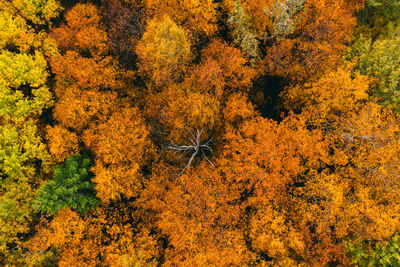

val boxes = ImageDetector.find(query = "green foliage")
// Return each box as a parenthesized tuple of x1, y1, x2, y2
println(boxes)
(357, 0, 400, 36)
(346, 235, 400, 266)
(227, 1, 261, 60)
(349, 26, 400, 109)
(34, 154, 98, 215)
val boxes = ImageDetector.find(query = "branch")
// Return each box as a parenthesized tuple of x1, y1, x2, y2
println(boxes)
(165, 128, 215, 175)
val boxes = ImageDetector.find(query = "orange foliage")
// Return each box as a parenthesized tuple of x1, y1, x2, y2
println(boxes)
(46, 125, 79, 162)
(83, 107, 155, 202)
(146, 83, 220, 144)
(272, 64, 400, 264)
(143, 0, 218, 38)
(186, 40, 256, 98)
(285, 102, 400, 265)
(29, 205, 160, 266)
(248, 203, 306, 265)
(49, 3, 124, 97)
(53, 89, 119, 132)
(264, 0, 357, 81)
(141, 164, 253, 266)
(220, 115, 328, 204)
(223, 92, 256, 125)
(50, 51, 122, 96)
(8, 0, 400, 266)
(343, 0, 366, 11)
(218, 114, 337, 264)
(284, 65, 370, 123)
(51, 3, 107, 55)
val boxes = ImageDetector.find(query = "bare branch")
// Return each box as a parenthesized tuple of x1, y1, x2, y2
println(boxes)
(165, 128, 215, 175)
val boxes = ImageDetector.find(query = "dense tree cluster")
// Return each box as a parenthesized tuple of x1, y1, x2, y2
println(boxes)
(1, 0, 400, 265)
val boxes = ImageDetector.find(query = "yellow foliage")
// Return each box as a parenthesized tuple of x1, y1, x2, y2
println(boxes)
(136, 15, 191, 87)
(144, 0, 218, 38)
(284, 65, 370, 123)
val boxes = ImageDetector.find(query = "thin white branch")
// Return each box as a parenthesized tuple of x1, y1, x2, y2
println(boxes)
(166, 128, 215, 175)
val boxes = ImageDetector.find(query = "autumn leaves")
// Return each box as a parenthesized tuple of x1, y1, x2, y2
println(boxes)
(1, 0, 400, 265)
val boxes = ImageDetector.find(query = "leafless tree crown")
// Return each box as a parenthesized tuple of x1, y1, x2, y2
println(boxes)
(166, 128, 214, 175)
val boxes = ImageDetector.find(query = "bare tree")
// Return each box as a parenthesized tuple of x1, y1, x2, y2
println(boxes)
(166, 128, 214, 176)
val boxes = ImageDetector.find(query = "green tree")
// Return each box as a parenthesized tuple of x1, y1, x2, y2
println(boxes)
(356, 0, 400, 36)
(346, 234, 400, 266)
(350, 26, 400, 109)
(34, 154, 98, 215)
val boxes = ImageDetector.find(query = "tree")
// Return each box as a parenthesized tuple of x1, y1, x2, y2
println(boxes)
(50, 51, 123, 97)
(166, 128, 214, 175)
(140, 163, 254, 266)
(143, 0, 218, 39)
(264, 0, 305, 37)
(5, 0, 61, 25)
(279, 59, 400, 264)
(283, 64, 370, 123)
(277, 63, 400, 264)
(100, 0, 146, 65)
(29, 203, 161, 266)
(349, 26, 400, 109)
(222, 92, 256, 126)
(3, 0, 400, 265)
(0, 1, 60, 259)
(51, 3, 107, 56)
(136, 15, 191, 87)
(53, 88, 119, 132)
(0, 11, 34, 53)
(83, 107, 155, 202)
(346, 234, 400, 266)
(227, 1, 261, 60)
(223, 0, 274, 35)
(225, 0, 305, 62)
(356, 0, 400, 37)
(264, 0, 357, 81)
(185, 39, 256, 99)
(292, 102, 400, 265)
(33, 154, 98, 215)
(49, 3, 124, 98)
(149, 82, 220, 144)
(0, 51, 52, 121)
(46, 125, 79, 163)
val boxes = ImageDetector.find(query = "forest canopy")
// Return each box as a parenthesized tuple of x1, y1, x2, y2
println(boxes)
(1, 0, 400, 266)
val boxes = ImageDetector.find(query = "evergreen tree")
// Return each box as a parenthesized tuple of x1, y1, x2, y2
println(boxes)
(34, 154, 98, 215)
